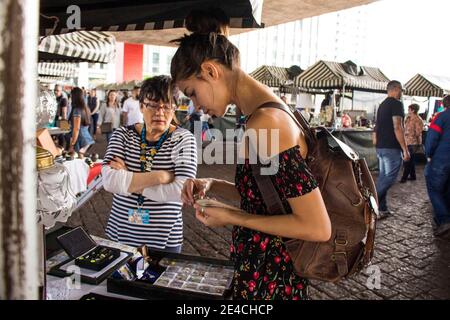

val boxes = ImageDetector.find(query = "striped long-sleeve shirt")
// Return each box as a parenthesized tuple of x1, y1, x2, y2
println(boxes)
(102, 125, 197, 249)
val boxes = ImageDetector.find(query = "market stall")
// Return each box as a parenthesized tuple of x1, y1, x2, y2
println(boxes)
(404, 73, 450, 120)
(250, 65, 291, 87)
(2, 0, 381, 300)
(294, 60, 392, 169)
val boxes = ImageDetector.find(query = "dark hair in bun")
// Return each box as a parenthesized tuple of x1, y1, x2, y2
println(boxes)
(170, 33, 239, 83)
(185, 7, 230, 35)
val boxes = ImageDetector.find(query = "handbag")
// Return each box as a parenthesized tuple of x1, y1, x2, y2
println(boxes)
(411, 144, 425, 155)
(100, 122, 113, 133)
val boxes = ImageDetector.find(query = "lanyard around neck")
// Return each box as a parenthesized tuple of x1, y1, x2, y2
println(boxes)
(137, 124, 170, 207)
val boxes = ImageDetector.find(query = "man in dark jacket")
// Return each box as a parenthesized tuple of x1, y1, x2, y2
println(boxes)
(425, 95, 450, 238)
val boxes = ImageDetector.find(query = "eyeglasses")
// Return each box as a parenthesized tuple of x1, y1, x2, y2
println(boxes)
(142, 101, 175, 113)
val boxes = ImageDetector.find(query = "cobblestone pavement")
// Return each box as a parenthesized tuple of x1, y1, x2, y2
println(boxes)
(68, 139, 450, 300)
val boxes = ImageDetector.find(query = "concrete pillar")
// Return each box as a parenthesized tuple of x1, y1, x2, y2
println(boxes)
(0, 0, 39, 299)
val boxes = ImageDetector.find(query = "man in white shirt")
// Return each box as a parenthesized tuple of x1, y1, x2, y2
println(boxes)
(122, 86, 143, 126)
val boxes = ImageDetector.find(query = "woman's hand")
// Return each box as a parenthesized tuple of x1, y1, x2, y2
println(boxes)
(181, 178, 214, 206)
(109, 156, 127, 170)
(193, 203, 240, 228)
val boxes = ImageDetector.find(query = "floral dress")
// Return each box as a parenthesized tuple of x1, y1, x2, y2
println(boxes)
(232, 145, 318, 300)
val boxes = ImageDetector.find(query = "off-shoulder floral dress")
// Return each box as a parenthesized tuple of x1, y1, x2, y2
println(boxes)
(232, 145, 318, 300)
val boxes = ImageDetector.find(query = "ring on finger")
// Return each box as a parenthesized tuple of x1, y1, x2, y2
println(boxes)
(201, 207, 205, 214)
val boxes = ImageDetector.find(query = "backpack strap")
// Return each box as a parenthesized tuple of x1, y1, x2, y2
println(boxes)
(249, 102, 308, 215)
(251, 166, 287, 215)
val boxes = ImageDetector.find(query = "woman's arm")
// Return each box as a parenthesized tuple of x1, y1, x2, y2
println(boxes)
(106, 156, 173, 194)
(70, 116, 81, 146)
(194, 188, 331, 242)
(141, 132, 198, 202)
(416, 118, 424, 144)
(97, 104, 106, 126)
(128, 170, 174, 193)
(102, 166, 173, 196)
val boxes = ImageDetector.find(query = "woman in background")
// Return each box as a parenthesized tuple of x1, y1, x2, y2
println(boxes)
(98, 90, 122, 143)
(401, 103, 424, 182)
(68, 87, 94, 158)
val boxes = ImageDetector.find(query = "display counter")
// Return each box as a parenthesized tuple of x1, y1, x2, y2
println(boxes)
(46, 234, 139, 300)
(45, 228, 233, 300)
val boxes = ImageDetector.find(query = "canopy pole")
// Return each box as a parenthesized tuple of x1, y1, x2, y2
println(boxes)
(426, 97, 432, 121)
(0, 0, 39, 299)
(352, 90, 355, 111)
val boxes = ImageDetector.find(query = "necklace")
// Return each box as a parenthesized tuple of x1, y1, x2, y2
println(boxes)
(136, 124, 170, 207)
(140, 124, 170, 172)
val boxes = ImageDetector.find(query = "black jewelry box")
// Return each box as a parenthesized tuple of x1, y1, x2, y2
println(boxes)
(107, 247, 234, 300)
(48, 226, 132, 285)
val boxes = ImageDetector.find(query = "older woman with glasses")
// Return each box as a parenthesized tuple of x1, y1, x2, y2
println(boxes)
(101, 75, 197, 253)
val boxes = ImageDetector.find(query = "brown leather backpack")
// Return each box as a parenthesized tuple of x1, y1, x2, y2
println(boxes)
(251, 102, 379, 283)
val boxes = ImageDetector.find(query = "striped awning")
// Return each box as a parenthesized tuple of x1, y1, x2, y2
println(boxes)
(295, 60, 390, 93)
(38, 31, 115, 63)
(249, 65, 290, 87)
(39, 0, 263, 36)
(38, 62, 77, 78)
(37, 76, 67, 83)
(404, 74, 450, 97)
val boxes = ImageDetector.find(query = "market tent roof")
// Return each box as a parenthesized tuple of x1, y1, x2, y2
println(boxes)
(404, 74, 450, 97)
(295, 60, 390, 93)
(39, 0, 378, 46)
(249, 65, 291, 87)
(38, 62, 77, 78)
(39, 0, 263, 36)
(37, 76, 67, 83)
(38, 31, 115, 63)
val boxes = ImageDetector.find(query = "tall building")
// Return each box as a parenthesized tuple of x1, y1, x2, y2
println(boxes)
(230, 5, 369, 73)
(76, 62, 115, 89)
(143, 45, 177, 78)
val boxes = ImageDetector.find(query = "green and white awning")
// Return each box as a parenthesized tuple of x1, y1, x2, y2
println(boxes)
(295, 60, 390, 93)
(249, 65, 291, 87)
(404, 74, 450, 97)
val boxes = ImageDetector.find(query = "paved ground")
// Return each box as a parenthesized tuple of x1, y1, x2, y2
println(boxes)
(67, 136, 450, 300)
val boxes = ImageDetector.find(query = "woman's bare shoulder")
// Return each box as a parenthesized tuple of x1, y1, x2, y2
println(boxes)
(245, 106, 301, 156)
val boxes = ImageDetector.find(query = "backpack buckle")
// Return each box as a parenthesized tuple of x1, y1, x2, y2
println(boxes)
(334, 239, 348, 246)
